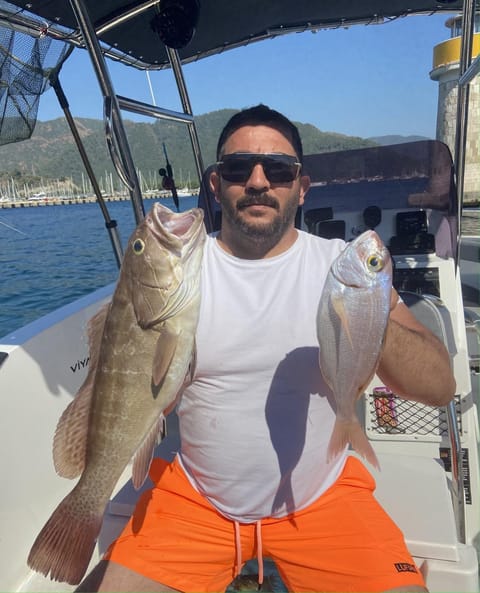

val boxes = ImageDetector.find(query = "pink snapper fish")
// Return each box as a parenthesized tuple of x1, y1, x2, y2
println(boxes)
(316, 230, 392, 470)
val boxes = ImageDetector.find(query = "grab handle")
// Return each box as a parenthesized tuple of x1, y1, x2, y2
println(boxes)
(104, 96, 134, 191)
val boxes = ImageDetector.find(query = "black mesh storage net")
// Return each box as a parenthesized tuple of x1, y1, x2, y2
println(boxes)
(0, 8, 71, 146)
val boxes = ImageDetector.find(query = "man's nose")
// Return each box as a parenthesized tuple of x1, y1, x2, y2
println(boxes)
(245, 163, 270, 192)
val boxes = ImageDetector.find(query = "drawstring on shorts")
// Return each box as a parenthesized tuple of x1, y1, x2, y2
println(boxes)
(256, 520, 264, 585)
(234, 521, 242, 577)
(233, 520, 264, 587)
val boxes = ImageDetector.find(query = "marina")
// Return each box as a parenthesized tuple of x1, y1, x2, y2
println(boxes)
(0, 191, 199, 208)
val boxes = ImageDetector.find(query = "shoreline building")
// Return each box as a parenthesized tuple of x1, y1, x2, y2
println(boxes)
(430, 13, 480, 204)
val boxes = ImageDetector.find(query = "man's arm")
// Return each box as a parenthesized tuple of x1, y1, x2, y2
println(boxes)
(376, 291, 456, 406)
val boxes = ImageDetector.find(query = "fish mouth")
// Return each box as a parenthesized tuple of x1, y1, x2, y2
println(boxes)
(160, 210, 199, 236)
(148, 203, 204, 252)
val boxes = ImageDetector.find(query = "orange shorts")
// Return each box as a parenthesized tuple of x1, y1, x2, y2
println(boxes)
(105, 456, 425, 592)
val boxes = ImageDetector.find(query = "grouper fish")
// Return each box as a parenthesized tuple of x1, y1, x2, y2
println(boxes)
(316, 230, 392, 470)
(28, 203, 206, 585)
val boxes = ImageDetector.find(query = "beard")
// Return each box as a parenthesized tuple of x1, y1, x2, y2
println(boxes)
(219, 192, 300, 243)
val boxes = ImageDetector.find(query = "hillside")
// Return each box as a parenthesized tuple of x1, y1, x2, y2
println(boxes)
(0, 109, 376, 191)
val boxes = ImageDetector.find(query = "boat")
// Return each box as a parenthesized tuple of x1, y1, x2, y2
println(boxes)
(176, 186, 194, 197)
(27, 192, 47, 202)
(0, 1, 478, 592)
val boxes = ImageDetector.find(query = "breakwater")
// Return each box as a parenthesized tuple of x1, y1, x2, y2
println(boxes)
(0, 192, 199, 209)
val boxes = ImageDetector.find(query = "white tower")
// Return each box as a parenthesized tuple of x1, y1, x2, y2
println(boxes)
(430, 13, 480, 204)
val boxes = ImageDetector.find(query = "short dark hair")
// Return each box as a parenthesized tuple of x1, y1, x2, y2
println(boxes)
(216, 104, 303, 163)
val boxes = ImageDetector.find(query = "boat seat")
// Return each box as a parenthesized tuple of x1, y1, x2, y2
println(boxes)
(370, 453, 459, 561)
(398, 291, 457, 356)
(302, 206, 346, 239)
(303, 207, 333, 233)
(368, 451, 479, 591)
(314, 219, 346, 240)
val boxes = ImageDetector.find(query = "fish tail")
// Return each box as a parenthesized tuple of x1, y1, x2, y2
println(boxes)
(327, 419, 380, 470)
(27, 490, 102, 585)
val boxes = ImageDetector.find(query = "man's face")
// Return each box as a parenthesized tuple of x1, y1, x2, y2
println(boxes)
(210, 125, 310, 243)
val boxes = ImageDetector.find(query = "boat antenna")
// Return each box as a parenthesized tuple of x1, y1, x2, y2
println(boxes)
(145, 71, 157, 106)
(159, 143, 179, 211)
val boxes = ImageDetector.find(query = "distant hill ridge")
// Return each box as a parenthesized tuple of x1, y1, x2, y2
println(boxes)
(368, 134, 431, 145)
(0, 109, 377, 188)
(0, 109, 425, 189)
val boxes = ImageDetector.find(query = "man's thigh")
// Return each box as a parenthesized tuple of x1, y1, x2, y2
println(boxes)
(263, 456, 427, 592)
(103, 458, 255, 593)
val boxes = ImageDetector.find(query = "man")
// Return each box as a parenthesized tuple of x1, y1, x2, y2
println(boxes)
(78, 105, 455, 592)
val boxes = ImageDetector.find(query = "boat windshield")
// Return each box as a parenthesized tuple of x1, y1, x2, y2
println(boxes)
(302, 140, 458, 258)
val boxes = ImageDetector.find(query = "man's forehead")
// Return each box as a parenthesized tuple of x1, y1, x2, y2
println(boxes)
(222, 124, 296, 154)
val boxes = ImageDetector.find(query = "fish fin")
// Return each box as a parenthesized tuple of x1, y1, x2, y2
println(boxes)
(131, 415, 166, 490)
(331, 294, 354, 348)
(152, 321, 180, 387)
(53, 384, 92, 478)
(188, 340, 197, 383)
(53, 304, 110, 478)
(327, 419, 380, 471)
(27, 488, 103, 585)
(172, 342, 197, 401)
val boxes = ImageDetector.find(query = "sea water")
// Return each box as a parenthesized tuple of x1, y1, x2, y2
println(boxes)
(0, 197, 198, 338)
(1, 199, 478, 339)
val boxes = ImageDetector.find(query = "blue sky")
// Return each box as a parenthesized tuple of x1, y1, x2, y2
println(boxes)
(37, 12, 456, 139)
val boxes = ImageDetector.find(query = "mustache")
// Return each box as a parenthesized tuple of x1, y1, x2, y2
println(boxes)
(237, 194, 279, 210)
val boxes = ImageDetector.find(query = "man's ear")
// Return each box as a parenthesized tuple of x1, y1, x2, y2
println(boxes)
(298, 174, 311, 207)
(210, 169, 221, 203)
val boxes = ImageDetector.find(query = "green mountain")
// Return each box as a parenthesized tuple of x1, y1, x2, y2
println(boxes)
(0, 109, 377, 191)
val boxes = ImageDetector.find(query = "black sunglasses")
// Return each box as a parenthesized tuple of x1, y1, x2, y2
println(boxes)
(216, 153, 302, 184)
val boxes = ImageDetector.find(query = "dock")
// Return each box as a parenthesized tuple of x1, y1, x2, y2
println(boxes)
(0, 192, 199, 209)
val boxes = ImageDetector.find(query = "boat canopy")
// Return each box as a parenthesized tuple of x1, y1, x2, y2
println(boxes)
(2, 0, 465, 69)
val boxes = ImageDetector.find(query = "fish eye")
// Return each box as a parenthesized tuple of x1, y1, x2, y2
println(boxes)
(132, 238, 145, 255)
(367, 254, 384, 272)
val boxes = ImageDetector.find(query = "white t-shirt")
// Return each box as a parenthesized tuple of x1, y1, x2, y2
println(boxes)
(177, 230, 348, 522)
